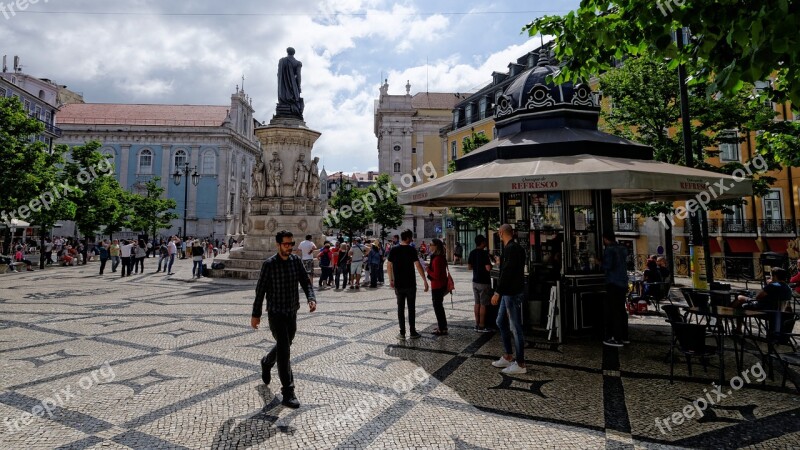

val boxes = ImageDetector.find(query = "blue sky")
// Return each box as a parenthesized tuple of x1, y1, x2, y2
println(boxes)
(1, 0, 580, 172)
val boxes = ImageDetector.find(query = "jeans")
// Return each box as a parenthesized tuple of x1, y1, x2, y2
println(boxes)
(369, 263, 381, 288)
(111, 256, 120, 272)
(395, 287, 417, 335)
(135, 257, 144, 273)
(192, 259, 203, 277)
(496, 292, 525, 364)
(120, 257, 131, 276)
(157, 254, 167, 271)
(264, 311, 297, 395)
(167, 254, 175, 273)
(335, 265, 349, 289)
(604, 283, 629, 341)
(45, 251, 53, 264)
(431, 287, 448, 331)
(99, 258, 108, 274)
(377, 260, 384, 283)
(319, 266, 333, 285)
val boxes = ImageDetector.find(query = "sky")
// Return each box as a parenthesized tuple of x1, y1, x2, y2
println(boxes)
(1, 0, 580, 173)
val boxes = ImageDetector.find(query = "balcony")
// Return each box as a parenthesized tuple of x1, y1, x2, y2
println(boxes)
(613, 218, 638, 233)
(707, 218, 758, 234)
(760, 219, 795, 234)
(30, 113, 62, 137)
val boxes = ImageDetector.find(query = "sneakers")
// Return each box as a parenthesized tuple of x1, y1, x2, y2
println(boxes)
(491, 357, 513, 368)
(501, 362, 527, 375)
(408, 332, 421, 339)
(281, 392, 300, 409)
(603, 338, 624, 348)
(396, 333, 406, 340)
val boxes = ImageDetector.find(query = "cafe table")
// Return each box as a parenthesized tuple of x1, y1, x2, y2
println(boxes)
(683, 306, 768, 384)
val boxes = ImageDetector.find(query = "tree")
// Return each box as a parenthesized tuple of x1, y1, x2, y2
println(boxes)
(367, 174, 405, 245)
(325, 184, 373, 241)
(524, 1, 800, 106)
(62, 141, 130, 263)
(0, 97, 64, 252)
(448, 131, 499, 234)
(129, 178, 178, 240)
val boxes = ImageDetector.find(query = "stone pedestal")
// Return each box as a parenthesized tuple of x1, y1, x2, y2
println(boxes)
(214, 117, 324, 279)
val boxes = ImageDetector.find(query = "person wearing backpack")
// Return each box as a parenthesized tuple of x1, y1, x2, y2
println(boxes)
(367, 242, 382, 288)
(426, 239, 450, 335)
(335, 243, 350, 290)
(317, 242, 333, 287)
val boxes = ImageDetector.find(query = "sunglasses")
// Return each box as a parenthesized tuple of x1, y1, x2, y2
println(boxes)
(280, 242, 296, 247)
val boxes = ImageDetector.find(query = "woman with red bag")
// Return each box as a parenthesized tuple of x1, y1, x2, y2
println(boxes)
(427, 239, 449, 336)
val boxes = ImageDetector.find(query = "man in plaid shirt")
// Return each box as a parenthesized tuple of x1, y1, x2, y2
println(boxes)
(251, 230, 317, 408)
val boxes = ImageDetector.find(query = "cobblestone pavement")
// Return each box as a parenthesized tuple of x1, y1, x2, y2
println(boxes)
(1, 255, 799, 449)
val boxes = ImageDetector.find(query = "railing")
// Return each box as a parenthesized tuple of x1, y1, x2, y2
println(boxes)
(707, 218, 758, 234)
(760, 219, 795, 234)
(629, 253, 766, 286)
(614, 218, 639, 233)
(29, 113, 63, 137)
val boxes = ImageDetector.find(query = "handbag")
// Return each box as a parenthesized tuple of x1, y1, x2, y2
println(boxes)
(445, 258, 455, 309)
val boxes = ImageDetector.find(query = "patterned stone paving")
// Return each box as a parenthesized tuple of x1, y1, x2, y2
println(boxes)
(0, 256, 799, 449)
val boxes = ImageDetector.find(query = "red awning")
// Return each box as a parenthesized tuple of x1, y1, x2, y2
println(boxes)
(726, 238, 760, 253)
(708, 239, 722, 254)
(767, 238, 789, 254)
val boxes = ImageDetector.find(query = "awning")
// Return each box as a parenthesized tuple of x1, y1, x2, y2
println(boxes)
(0, 219, 31, 228)
(766, 238, 789, 254)
(399, 154, 752, 207)
(708, 239, 722, 254)
(726, 238, 760, 253)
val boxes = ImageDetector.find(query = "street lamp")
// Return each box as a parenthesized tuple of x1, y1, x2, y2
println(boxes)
(173, 163, 200, 239)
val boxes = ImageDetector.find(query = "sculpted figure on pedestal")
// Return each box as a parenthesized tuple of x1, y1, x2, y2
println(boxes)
(293, 153, 308, 197)
(267, 151, 283, 197)
(252, 159, 266, 198)
(307, 156, 320, 199)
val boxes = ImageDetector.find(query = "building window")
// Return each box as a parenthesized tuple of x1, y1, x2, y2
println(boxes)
(724, 205, 744, 222)
(24, 100, 30, 113)
(241, 157, 247, 179)
(0, 87, 5, 97)
(45, 111, 52, 124)
(451, 141, 457, 159)
(763, 190, 783, 221)
(465, 104, 473, 125)
(229, 193, 235, 215)
(479, 97, 487, 120)
(393, 145, 401, 152)
(718, 130, 739, 161)
(412, 147, 416, 154)
(34, 105, 41, 120)
(138, 149, 153, 174)
(38, 89, 45, 100)
(453, 110, 460, 128)
(230, 156, 236, 178)
(393, 162, 401, 173)
(174, 149, 187, 172)
(201, 151, 216, 174)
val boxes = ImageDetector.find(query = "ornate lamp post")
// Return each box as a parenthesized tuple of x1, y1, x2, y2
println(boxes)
(173, 163, 200, 239)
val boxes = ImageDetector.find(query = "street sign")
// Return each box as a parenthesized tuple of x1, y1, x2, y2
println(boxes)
(434, 225, 442, 233)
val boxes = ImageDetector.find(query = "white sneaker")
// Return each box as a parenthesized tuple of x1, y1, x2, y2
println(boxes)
(501, 362, 527, 375)
(491, 357, 512, 368)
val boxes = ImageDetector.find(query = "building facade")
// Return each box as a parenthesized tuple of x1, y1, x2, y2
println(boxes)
(0, 57, 62, 151)
(57, 87, 261, 241)
(374, 80, 467, 238)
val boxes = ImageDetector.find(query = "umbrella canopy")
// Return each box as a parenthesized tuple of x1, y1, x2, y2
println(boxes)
(399, 154, 752, 207)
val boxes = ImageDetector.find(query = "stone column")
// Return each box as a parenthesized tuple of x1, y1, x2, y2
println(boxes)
(119, 144, 131, 189)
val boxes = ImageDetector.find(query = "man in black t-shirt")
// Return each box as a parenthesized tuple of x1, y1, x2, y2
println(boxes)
(387, 229, 429, 340)
(467, 235, 492, 332)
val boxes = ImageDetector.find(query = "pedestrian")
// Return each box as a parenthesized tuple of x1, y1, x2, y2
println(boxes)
(454, 241, 463, 265)
(44, 238, 54, 265)
(191, 240, 204, 278)
(335, 243, 350, 289)
(134, 239, 146, 274)
(120, 240, 133, 277)
(297, 234, 317, 284)
(180, 238, 187, 259)
(426, 238, 449, 336)
(109, 239, 120, 273)
(377, 243, 385, 285)
(601, 231, 629, 347)
(146, 240, 154, 258)
(167, 236, 178, 275)
(14, 247, 34, 271)
(251, 230, 317, 409)
(467, 235, 493, 332)
(367, 242, 382, 288)
(156, 240, 168, 272)
(386, 229, 429, 340)
(349, 237, 366, 289)
(317, 242, 333, 287)
(490, 223, 527, 374)
(97, 240, 110, 275)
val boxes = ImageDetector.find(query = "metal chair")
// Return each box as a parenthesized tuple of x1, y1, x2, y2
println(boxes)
(662, 304, 684, 363)
(670, 321, 718, 383)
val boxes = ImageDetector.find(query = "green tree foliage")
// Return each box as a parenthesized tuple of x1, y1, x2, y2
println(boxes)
(367, 174, 405, 244)
(326, 183, 373, 240)
(129, 177, 178, 239)
(525, 0, 800, 105)
(448, 131, 499, 230)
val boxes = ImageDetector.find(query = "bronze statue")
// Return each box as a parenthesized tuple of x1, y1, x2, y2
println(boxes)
(277, 47, 304, 118)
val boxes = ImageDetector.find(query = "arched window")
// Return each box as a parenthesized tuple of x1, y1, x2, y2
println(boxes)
(393, 162, 401, 173)
(174, 149, 187, 172)
(241, 157, 247, 179)
(230, 156, 237, 178)
(102, 149, 116, 173)
(138, 149, 153, 174)
(201, 151, 216, 174)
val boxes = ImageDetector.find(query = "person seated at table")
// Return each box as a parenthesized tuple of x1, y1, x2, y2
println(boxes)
(656, 256, 671, 284)
(732, 268, 792, 312)
(789, 258, 800, 295)
(14, 248, 34, 271)
(642, 259, 663, 297)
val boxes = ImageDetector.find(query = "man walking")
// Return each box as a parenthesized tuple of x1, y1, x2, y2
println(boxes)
(251, 230, 316, 408)
(601, 231, 629, 347)
(468, 235, 493, 332)
(490, 224, 527, 374)
(167, 236, 178, 275)
(386, 229, 429, 340)
(297, 234, 317, 284)
(120, 240, 133, 277)
(349, 237, 366, 289)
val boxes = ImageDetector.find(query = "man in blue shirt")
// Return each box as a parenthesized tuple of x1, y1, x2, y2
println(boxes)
(602, 231, 629, 347)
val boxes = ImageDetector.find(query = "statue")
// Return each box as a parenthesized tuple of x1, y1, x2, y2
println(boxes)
(307, 156, 320, 199)
(267, 152, 283, 197)
(293, 154, 308, 197)
(252, 159, 266, 198)
(277, 47, 304, 118)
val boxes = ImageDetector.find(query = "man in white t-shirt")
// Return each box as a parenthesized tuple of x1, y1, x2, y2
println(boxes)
(349, 237, 366, 289)
(120, 240, 133, 277)
(297, 234, 317, 283)
(167, 236, 178, 275)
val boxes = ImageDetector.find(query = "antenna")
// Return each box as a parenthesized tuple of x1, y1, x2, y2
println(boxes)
(13, 55, 20, 72)
(2, 55, 6, 73)
(426, 57, 429, 94)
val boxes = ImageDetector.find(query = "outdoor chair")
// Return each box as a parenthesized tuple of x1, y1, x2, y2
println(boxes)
(736, 310, 797, 384)
(642, 282, 671, 312)
(662, 304, 685, 363)
(670, 321, 718, 384)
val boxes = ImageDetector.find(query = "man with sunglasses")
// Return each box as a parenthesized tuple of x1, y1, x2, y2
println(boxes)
(251, 230, 317, 408)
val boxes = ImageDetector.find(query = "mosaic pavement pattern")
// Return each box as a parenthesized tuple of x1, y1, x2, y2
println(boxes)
(0, 256, 799, 449)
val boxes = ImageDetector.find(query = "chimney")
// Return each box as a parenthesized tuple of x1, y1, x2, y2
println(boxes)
(2, 55, 6, 72)
(13, 55, 20, 72)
